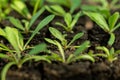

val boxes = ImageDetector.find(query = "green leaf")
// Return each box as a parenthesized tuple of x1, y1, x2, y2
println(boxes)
(111, 23, 120, 32)
(73, 54, 95, 62)
(55, 22, 67, 30)
(0, 43, 13, 53)
(11, 0, 31, 19)
(24, 15, 55, 49)
(0, 53, 9, 59)
(109, 12, 119, 30)
(44, 38, 56, 45)
(68, 32, 84, 46)
(70, 0, 81, 13)
(84, 11, 109, 32)
(28, 7, 45, 30)
(9, 17, 24, 31)
(45, 5, 66, 16)
(70, 11, 82, 29)
(110, 47, 115, 55)
(0, 28, 6, 37)
(64, 13, 72, 27)
(29, 43, 47, 55)
(47, 53, 63, 62)
(1, 62, 16, 80)
(21, 55, 51, 65)
(5, 27, 24, 53)
(49, 27, 65, 42)
(46, 0, 70, 7)
(96, 46, 110, 56)
(55, 41, 65, 62)
(108, 33, 115, 46)
(74, 41, 90, 56)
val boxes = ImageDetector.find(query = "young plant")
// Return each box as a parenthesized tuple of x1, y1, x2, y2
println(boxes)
(46, 0, 81, 14)
(0, 43, 50, 80)
(45, 5, 66, 17)
(84, 11, 120, 46)
(11, 0, 31, 19)
(45, 27, 84, 49)
(0, 14, 54, 80)
(0, 0, 11, 21)
(8, 7, 45, 34)
(56, 11, 82, 32)
(87, 0, 120, 11)
(92, 46, 120, 63)
(46, 39, 94, 63)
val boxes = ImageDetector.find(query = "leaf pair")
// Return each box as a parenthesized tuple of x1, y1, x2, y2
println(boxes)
(56, 12, 82, 32)
(45, 27, 84, 49)
(84, 11, 120, 46)
(8, 7, 45, 34)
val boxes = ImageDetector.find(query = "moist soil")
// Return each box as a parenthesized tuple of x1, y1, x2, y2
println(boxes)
(1, 3, 120, 80)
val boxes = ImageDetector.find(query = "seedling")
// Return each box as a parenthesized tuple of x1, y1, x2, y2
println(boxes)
(11, 0, 31, 19)
(84, 11, 120, 46)
(92, 46, 120, 63)
(0, 43, 50, 80)
(87, 0, 120, 11)
(46, 0, 81, 13)
(56, 12, 82, 32)
(45, 5, 66, 17)
(0, 0, 11, 21)
(0, 15, 55, 80)
(46, 40, 94, 63)
(45, 27, 84, 49)
(8, 7, 45, 34)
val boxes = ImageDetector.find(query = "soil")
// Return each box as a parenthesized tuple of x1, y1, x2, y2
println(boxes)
(1, 1, 120, 80)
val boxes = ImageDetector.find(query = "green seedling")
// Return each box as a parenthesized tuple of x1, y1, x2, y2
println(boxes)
(46, 0, 81, 13)
(0, 0, 11, 21)
(88, 0, 120, 11)
(46, 39, 94, 63)
(31, 0, 44, 15)
(11, 0, 31, 19)
(92, 46, 120, 63)
(45, 5, 66, 17)
(8, 7, 45, 34)
(0, 14, 54, 80)
(56, 12, 82, 32)
(84, 11, 120, 46)
(0, 43, 50, 80)
(45, 27, 84, 49)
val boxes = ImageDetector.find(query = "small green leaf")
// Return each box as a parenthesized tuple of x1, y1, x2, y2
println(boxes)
(28, 7, 45, 30)
(96, 46, 110, 56)
(49, 27, 65, 42)
(70, 11, 82, 29)
(108, 33, 115, 46)
(0, 28, 6, 37)
(24, 15, 55, 49)
(45, 5, 66, 16)
(0, 53, 9, 59)
(64, 13, 72, 27)
(74, 41, 90, 56)
(73, 54, 95, 62)
(44, 38, 56, 45)
(68, 32, 84, 46)
(84, 11, 109, 32)
(1, 62, 16, 80)
(5, 27, 24, 53)
(110, 47, 115, 55)
(29, 43, 47, 55)
(9, 17, 24, 31)
(70, 0, 81, 13)
(109, 12, 119, 30)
